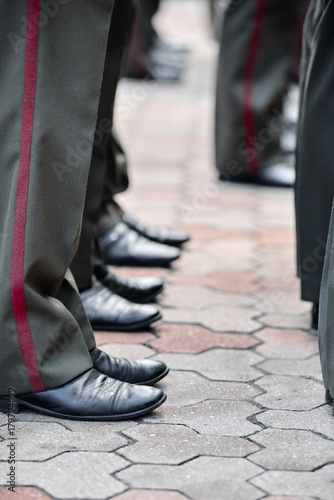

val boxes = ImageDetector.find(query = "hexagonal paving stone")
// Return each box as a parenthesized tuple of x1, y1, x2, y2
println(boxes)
(155, 349, 264, 381)
(142, 400, 261, 436)
(161, 284, 252, 309)
(258, 356, 321, 381)
(257, 405, 334, 440)
(255, 375, 323, 410)
(162, 306, 260, 333)
(250, 464, 334, 500)
(158, 370, 262, 406)
(249, 428, 334, 470)
(259, 312, 310, 330)
(150, 323, 258, 353)
(113, 491, 188, 500)
(116, 457, 263, 500)
(167, 271, 258, 294)
(253, 290, 309, 315)
(119, 424, 260, 464)
(254, 329, 318, 359)
(0, 421, 129, 461)
(0, 488, 52, 500)
(99, 343, 157, 359)
(0, 452, 128, 499)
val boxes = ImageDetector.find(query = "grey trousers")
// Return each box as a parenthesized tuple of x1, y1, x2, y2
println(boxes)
(70, 0, 132, 291)
(295, 0, 333, 304)
(0, 0, 114, 395)
(215, 0, 308, 181)
(297, 0, 334, 395)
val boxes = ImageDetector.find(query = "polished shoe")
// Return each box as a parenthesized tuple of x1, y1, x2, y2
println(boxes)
(90, 347, 169, 385)
(0, 368, 166, 421)
(325, 389, 333, 406)
(311, 302, 319, 330)
(123, 214, 190, 247)
(94, 264, 164, 304)
(98, 222, 181, 267)
(80, 281, 161, 331)
(257, 162, 295, 188)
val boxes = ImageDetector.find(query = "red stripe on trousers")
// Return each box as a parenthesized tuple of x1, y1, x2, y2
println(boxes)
(244, 0, 266, 173)
(11, 0, 45, 393)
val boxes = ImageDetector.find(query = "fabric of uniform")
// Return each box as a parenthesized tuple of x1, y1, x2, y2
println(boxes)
(295, 0, 334, 304)
(296, 0, 334, 396)
(215, 0, 308, 181)
(70, 0, 132, 292)
(0, 0, 115, 396)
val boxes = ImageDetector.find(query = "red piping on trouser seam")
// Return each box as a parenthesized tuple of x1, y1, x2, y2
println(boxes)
(244, 0, 266, 173)
(11, 0, 45, 393)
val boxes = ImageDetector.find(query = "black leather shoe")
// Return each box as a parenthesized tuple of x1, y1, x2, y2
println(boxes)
(90, 347, 169, 385)
(80, 282, 161, 331)
(325, 389, 333, 406)
(123, 214, 190, 247)
(98, 222, 181, 267)
(311, 303, 319, 330)
(0, 369, 166, 421)
(94, 264, 164, 304)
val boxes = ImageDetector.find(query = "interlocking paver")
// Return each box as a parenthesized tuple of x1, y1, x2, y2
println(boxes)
(168, 270, 258, 293)
(250, 464, 334, 500)
(158, 370, 261, 406)
(161, 284, 252, 309)
(162, 306, 260, 332)
(0, 421, 128, 461)
(150, 323, 258, 353)
(259, 312, 311, 330)
(255, 375, 323, 410)
(253, 291, 310, 315)
(249, 428, 334, 470)
(0, 488, 52, 500)
(113, 491, 189, 500)
(0, 452, 128, 499)
(155, 349, 264, 381)
(116, 457, 263, 500)
(119, 424, 260, 464)
(142, 400, 261, 436)
(258, 356, 322, 380)
(254, 329, 318, 359)
(257, 406, 334, 439)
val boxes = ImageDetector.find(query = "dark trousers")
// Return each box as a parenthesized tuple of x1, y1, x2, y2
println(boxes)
(295, 0, 334, 303)
(0, 0, 115, 395)
(215, 0, 308, 181)
(70, 0, 132, 291)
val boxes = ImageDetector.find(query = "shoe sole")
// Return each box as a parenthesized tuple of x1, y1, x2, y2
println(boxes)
(0, 393, 167, 421)
(136, 367, 170, 386)
(90, 312, 162, 331)
(103, 255, 180, 268)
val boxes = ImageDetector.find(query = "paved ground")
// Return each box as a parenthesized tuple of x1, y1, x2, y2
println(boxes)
(1, 1, 333, 499)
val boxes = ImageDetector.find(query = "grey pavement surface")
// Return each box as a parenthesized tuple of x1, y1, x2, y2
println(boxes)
(0, 1, 332, 499)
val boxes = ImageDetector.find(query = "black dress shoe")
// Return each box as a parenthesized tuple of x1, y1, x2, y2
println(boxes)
(0, 369, 166, 421)
(94, 264, 164, 304)
(123, 214, 190, 247)
(90, 347, 169, 385)
(80, 282, 161, 331)
(311, 303, 319, 330)
(97, 222, 181, 267)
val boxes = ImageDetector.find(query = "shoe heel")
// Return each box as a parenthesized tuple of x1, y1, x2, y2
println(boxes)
(0, 396, 19, 414)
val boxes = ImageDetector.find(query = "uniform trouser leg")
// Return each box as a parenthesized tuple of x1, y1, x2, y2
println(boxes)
(295, 0, 334, 304)
(70, 0, 132, 291)
(0, 0, 114, 395)
(215, 0, 307, 181)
